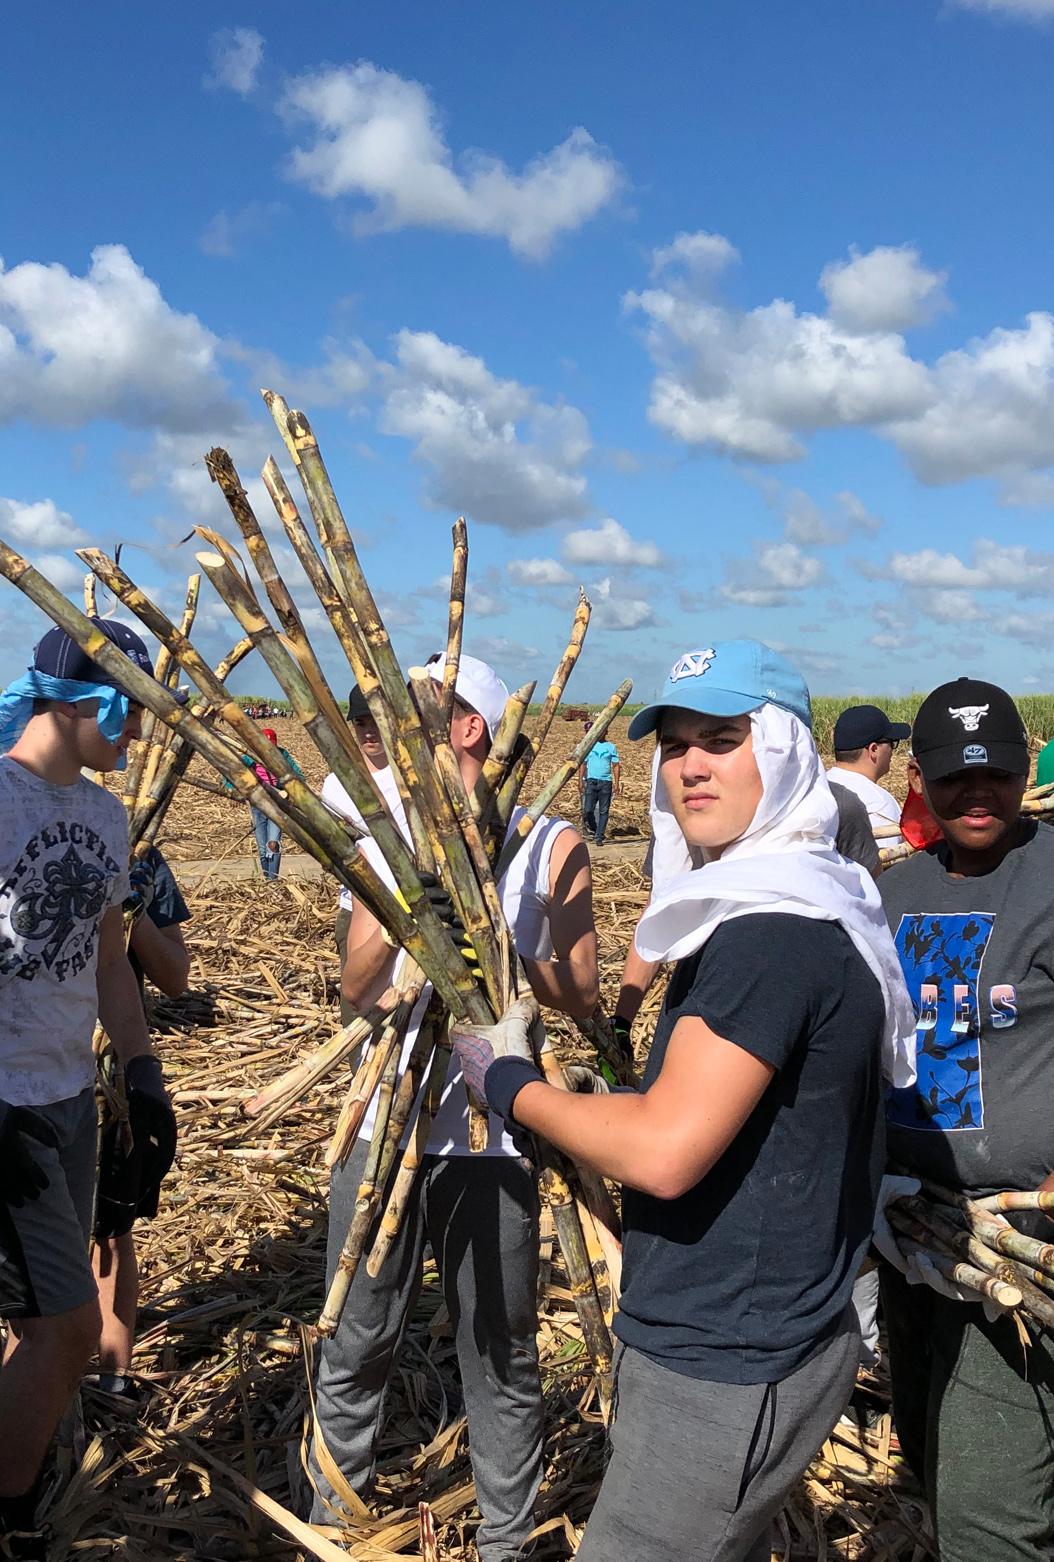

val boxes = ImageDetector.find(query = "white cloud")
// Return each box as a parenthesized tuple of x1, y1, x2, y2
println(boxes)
(562, 517, 663, 567)
(428, 572, 505, 618)
(0, 497, 86, 549)
(473, 634, 539, 663)
(33, 552, 87, 593)
(928, 589, 987, 624)
(999, 472, 1054, 508)
(820, 245, 949, 334)
(379, 329, 591, 532)
(650, 230, 739, 280)
(951, 0, 1054, 17)
(630, 230, 1054, 489)
(626, 234, 931, 462)
(888, 312, 1054, 483)
(883, 538, 1054, 596)
(205, 27, 264, 96)
(835, 490, 883, 534)
(279, 62, 622, 259)
(200, 200, 285, 258)
(0, 245, 235, 432)
(722, 540, 825, 607)
(507, 557, 573, 586)
(589, 575, 654, 630)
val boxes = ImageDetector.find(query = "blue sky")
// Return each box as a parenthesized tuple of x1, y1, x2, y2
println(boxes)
(4, 0, 1054, 705)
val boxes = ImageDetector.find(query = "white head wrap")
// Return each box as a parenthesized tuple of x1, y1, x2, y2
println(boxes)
(636, 703, 917, 1087)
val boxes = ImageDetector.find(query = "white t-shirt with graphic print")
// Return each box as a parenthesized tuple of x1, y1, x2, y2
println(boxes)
(0, 757, 131, 1106)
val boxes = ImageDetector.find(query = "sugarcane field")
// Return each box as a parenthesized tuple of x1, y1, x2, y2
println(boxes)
(7, 11, 1054, 1562)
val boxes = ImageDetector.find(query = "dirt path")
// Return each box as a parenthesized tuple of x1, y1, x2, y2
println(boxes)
(175, 836, 648, 886)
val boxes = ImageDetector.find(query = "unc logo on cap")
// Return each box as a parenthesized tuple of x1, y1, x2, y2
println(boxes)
(669, 648, 716, 683)
(963, 744, 988, 765)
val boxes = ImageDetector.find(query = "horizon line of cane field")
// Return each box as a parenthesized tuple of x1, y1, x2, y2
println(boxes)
(237, 695, 1054, 750)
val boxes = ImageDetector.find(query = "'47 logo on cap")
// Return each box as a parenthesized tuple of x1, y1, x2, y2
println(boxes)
(670, 648, 716, 683)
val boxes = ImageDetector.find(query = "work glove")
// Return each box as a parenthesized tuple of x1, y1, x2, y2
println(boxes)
(451, 995, 543, 1124)
(124, 1056, 177, 1219)
(123, 857, 157, 920)
(563, 1065, 611, 1095)
(0, 1100, 59, 1208)
(395, 873, 482, 976)
(594, 1014, 635, 1086)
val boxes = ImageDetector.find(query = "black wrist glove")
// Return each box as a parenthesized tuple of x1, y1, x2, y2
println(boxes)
(0, 1100, 59, 1207)
(123, 1057, 177, 1221)
(417, 872, 481, 976)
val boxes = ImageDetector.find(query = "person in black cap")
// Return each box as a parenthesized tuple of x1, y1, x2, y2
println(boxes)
(877, 676, 1054, 1562)
(827, 704, 910, 835)
(0, 619, 176, 1557)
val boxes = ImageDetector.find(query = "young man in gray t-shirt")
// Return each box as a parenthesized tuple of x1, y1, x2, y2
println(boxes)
(879, 677, 1054, 1562)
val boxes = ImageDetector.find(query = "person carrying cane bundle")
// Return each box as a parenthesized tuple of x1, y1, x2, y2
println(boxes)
(450, 640, 916, 1562)
(0, 620, 177, 1559)
(876, 679, 1054, 1562)
(308, 653, 599, 1562)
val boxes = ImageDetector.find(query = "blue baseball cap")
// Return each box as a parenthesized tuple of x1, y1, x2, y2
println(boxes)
(628, 639, 812, 740)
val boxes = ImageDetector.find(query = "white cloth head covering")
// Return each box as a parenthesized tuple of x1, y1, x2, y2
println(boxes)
(636, 703, 917, 1087)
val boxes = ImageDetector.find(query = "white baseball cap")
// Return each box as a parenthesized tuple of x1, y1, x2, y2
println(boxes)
(426, 653, 509, 739)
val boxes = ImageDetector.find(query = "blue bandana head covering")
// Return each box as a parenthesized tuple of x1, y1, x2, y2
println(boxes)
(0, 673, 132, 766)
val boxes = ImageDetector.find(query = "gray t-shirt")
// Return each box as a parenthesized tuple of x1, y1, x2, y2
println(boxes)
(881, 821, 1054, 1195)
(0, 757, 131, 1106)
(830, 782, 880, 878)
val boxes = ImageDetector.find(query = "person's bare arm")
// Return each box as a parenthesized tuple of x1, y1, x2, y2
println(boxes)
(96, 907, 154, 1065)
(615, 937, 660, 1026)
(611, 760, 621, 798)
(341, 894, 399, 1012)
(520, 829, 599, 1020)
(128, 917, 190, 999)
(512, 1014, 773, 1199)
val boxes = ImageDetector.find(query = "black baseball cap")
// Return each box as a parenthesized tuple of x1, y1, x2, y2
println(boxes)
(33, 618, 155, 697)
(347, 685, 371, 720)
(833, 703, 911, 751)
(912, 678, 1029, 782)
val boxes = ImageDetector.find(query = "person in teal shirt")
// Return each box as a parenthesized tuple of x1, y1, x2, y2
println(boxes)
(578, 733, 620, 846)
(1036, 736, 1054, 790)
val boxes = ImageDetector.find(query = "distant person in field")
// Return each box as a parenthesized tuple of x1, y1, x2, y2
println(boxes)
(320, 686, 404, 1025)
(578, 723, 620, 847)
(827, 705, 910, 838)
(1035, 735, 1054, 791)
(231, 728, 303, 881)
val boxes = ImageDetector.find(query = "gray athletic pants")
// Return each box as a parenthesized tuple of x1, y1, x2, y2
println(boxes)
(882, 1263, 1054, 1561)
(576, 1308, 860, 1562)
(309, 1139, 543, 1562)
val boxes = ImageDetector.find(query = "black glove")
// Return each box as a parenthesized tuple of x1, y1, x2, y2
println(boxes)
(123, 858, 157, 921)
(0, 1100, 59, 1208)
(417, 873, 481, 975)
(124, 1056, 177, 1221)
(610, 1015, 634, 1065)
(564, 1065, 612, 1096)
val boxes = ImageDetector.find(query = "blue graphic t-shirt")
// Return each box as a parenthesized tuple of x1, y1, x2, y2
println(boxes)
(881, 822, 1054, 1194)
(584, 741, 618, 782)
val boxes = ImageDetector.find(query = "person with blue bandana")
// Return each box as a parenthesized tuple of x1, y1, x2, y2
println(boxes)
(0, 618, 176, 1559)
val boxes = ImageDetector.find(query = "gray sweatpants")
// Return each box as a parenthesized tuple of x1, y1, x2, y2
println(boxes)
(882, 1262, 1054, 1561)
(309, 1139, 543, 1562)
(576, 1309, 860, 1562)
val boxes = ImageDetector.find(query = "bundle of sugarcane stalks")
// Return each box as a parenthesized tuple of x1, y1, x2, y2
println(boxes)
(0, 391, 633, 1417)
(885, 1179, 1054, 1331)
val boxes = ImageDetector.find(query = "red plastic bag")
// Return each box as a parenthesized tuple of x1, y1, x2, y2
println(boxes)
(900, 787, 943, 849)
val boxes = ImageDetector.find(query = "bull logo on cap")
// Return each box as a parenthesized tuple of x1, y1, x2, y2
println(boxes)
(670, 648, 716, 683)
(949, 704, 989, 733)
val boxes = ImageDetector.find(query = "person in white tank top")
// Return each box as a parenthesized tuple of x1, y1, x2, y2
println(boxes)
(308, 654, 599, 1561)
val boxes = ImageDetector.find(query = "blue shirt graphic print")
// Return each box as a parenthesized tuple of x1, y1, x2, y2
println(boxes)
(887, 912, 995, 1133)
